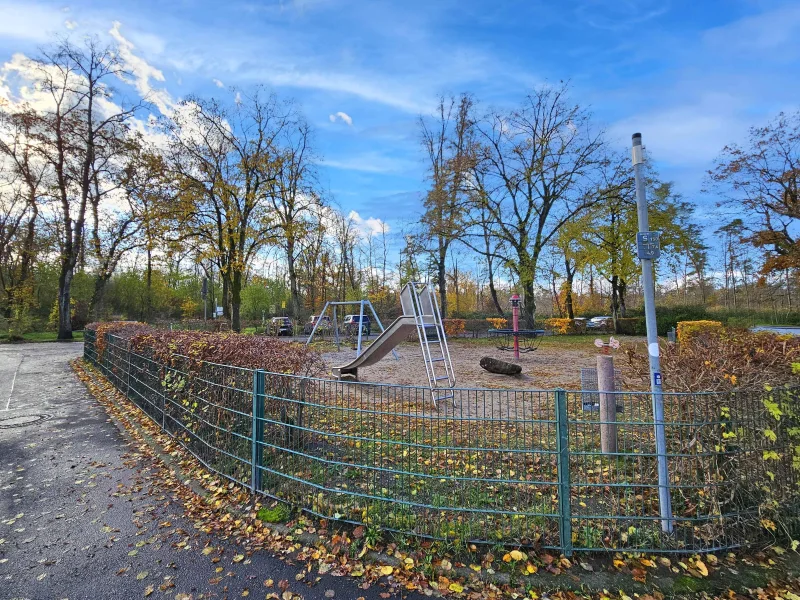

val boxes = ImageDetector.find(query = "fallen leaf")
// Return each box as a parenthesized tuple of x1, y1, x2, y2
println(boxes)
(380, 565, 393, 576)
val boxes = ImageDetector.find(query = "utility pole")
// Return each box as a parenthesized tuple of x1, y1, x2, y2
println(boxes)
(632, 132, 673, 534)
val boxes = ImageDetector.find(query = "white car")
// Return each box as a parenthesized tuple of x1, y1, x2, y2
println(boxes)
(586, 316, 613, 329)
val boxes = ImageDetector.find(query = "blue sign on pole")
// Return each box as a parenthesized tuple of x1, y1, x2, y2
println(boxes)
(636, 231, 661, 260)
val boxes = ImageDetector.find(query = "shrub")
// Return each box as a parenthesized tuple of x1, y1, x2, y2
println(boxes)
(543, 318, 587, 335)
(87, 322, 322, 376)
(624, 327, 800, 392)
(464, 319, 493, 336)
(486, 317, 508, 330)
(615, 317, 645, 336)
(676, 320, 723, 343)
(442, 318, 465, 337)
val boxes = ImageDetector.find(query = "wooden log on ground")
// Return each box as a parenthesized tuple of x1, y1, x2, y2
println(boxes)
(479, 356, 522, 375)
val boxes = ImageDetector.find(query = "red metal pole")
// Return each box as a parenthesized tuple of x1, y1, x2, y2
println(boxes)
(511, 293, 520, 360)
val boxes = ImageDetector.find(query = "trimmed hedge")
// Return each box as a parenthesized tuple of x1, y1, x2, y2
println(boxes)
(86, 322, 322, 375)
(676, 320, 723, 344)
(615, 317, 646, 335)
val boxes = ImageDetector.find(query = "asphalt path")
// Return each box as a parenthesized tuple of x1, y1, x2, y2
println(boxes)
(0, 342, 426, 600)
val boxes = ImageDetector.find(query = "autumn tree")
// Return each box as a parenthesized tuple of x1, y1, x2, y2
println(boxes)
(263, 111, 320, 319)
(0, 107, 49, 319)
(165, 90, 298, 331)
(709, 110, 800, 275)
(419, 94, 475, 316)
(23, 39, 140, 339)
(471, 83, 607, 326)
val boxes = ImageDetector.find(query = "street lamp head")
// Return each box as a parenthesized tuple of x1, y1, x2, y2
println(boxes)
(632, 132, 642, 146)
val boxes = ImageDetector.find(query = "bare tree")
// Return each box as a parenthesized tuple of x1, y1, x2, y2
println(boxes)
(0, 108, 49, 316)
(709, 111, 800, 276)
(265, 115, 321, 320)
(26, 38, 140, 339)
(419, 94, 475, 317)
(472, 83, 606, 326)
(165, 89, 296, 331)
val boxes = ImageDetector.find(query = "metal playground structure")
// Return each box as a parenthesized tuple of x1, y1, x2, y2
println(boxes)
(305, 282, 457, 408)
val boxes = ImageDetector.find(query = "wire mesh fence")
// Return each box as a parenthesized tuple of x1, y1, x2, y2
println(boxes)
(83, 329, 800, 554)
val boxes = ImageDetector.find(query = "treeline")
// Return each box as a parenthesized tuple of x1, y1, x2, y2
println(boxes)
(1, 34, 799, 337)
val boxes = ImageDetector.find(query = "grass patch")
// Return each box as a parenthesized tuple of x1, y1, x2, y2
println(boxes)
(257, 503, 291, 523)
(0, 330, 84, 343)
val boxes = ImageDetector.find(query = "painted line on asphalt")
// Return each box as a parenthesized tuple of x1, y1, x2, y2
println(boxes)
(4, 355, 22, 411)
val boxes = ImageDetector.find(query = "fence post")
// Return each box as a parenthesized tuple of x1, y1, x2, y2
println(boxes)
(597, 355, 618, 454)
(125, 340, 132, 399)
(555, 388, 573, 556)
(251, 369, 265, 497)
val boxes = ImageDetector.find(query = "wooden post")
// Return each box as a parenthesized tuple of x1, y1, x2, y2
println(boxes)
(597, 354, 618, 454)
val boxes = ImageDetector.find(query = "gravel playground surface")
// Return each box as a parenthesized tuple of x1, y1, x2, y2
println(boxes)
(320, 336, 647, 391)
(0, 342, 425, 600)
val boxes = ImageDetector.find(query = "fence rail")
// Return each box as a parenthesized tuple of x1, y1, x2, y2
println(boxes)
(83, 329, 800, 554)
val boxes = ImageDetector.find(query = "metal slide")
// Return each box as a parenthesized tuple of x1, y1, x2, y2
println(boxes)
(332, 282, 456, 409)
(331, 316, 417, 379)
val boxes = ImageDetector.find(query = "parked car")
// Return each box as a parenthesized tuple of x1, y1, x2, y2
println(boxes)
(303, 315, 332, 335)
(269, 316, 294, 336)
(586, 316, 613, 330)
(342, 314, 371, 336)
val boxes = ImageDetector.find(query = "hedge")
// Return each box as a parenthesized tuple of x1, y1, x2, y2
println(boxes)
(543, 318, 587, 335)
(86, 322, 322, 375)
(676, 320, 723, 344)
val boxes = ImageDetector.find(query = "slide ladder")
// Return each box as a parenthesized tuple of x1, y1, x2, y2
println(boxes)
(400, 282, 456, 408)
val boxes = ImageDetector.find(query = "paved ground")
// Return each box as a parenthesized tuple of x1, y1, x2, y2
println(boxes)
(0, 342, 425, 600)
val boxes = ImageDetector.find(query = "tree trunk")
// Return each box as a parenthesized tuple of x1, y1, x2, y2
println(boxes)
(487, 259, 504, 316)
(437, 244, 447, 318)
(221, 270, 230, 319)
(287, 243, 301, 319)
(145, 248, 153, 322)
(521, 279, 536, 328)
(57, 265, 73, 340)
(89, 274, 110, 320)
(564, 278, 575, 319)
(231, 269, 242, 332)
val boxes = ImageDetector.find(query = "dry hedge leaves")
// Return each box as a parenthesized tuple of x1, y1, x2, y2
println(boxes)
(87, 322, 323, 376)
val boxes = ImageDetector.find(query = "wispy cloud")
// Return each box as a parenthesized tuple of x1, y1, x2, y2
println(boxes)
(329, 111, 353, 125)
(321, 151, 417, 174)
(109, 21, 174, 115)
(574, 0, 670, 31)
(0, 0, 72, 42)
(212, 78, 224, 88)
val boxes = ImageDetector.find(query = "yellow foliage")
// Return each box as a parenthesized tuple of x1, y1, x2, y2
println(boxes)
(443, 319, 465, 336)
(543, 318, 587, 335)
(486, 317, 508, 330)
(676, 320, 723, 343)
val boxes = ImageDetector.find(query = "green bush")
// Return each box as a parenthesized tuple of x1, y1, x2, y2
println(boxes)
(615, 317, 645, 335)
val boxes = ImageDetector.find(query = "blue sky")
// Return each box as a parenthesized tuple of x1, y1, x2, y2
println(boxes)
(2, 0, 800, 237)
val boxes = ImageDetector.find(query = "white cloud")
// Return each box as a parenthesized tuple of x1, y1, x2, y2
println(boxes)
(321, 151, 416, 174)
(109, 21, 174, 115)
(348, 210, 388, 237)
(234, 90, 242, 104)
(329, 111, 353, 126)
(0, 0, 65, 42)
(212, 78, 224, 88)
(64, 19, 77, 30)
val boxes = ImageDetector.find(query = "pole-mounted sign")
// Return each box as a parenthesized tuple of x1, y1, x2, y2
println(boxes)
(632, 132, 673, 534)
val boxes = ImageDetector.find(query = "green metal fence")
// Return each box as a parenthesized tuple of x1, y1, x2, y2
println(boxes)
(83, 330, 800, 555)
